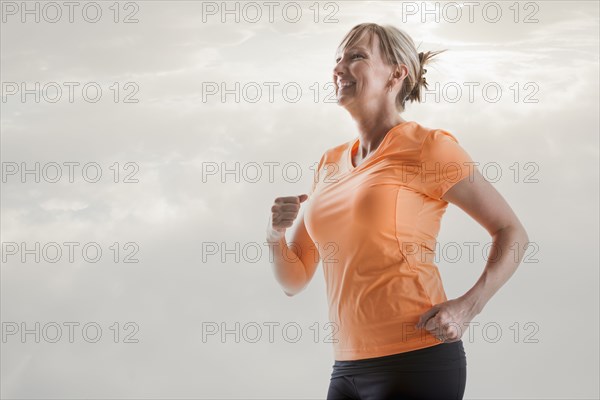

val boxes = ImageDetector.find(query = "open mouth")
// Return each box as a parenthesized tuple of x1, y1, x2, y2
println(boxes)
(338, 81, 355, 91)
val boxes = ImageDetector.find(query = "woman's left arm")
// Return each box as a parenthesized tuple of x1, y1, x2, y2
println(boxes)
(416, 168, 530, 341)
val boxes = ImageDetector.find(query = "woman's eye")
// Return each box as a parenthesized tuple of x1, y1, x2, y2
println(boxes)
(335, 54, 364, 63)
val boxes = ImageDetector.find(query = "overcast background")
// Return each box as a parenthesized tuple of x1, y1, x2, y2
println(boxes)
(1, 1, 599, 399)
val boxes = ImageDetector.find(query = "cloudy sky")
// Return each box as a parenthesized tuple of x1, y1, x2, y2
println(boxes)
(1, 1, 598, 398)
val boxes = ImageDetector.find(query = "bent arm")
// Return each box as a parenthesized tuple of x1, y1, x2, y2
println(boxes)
(442, 169, 530, 315)
(266, 212, 321, 296)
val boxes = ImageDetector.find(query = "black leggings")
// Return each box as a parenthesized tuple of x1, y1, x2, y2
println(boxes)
(327, 341, 467, 400)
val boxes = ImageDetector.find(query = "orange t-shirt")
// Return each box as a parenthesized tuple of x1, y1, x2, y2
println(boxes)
(303, 121, 475, 361)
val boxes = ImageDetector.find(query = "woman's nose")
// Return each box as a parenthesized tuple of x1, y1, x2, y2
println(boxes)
(333, 61, 346, 77)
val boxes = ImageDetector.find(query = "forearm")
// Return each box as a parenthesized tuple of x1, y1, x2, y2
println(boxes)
(461, 224, 530, 315)
(266, 226, 307, 296)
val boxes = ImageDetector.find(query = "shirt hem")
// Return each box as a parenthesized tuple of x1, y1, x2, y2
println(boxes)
(333, 337, 447, 361)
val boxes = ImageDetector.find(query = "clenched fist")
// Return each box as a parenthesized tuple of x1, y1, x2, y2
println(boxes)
(267, 194, 308, 240)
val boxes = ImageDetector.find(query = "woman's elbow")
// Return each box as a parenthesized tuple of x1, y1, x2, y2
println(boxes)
(283, 282, 308, 297)
(502, 223, 530, 252)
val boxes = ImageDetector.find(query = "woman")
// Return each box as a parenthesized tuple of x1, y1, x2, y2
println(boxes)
(266, 23, 529, 399)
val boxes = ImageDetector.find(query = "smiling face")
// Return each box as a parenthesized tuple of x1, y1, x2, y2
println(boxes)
(333, 31, 404, 112)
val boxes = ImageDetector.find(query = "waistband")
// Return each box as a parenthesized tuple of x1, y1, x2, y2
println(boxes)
(331, 340, 467, 379)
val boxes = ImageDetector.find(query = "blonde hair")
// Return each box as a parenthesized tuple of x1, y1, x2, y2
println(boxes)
(336, 22, 446, 112)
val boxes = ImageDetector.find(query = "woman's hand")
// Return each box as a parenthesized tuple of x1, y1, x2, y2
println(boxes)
(267, 194, 308, 241)
(415, 296, 480, 343)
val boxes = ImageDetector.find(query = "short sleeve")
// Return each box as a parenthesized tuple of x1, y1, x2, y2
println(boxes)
(417, 129, 475, 201)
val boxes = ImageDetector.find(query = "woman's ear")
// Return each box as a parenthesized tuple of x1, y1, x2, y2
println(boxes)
(388, 65, 408, 92)
(395, 64, 409, 83)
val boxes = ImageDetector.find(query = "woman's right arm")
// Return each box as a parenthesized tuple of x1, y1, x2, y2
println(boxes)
(266, 195, 321, 297)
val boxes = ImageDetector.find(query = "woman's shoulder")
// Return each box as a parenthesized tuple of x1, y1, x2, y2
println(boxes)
(318, 137, 355, 161)
(389, 121, 463, 149)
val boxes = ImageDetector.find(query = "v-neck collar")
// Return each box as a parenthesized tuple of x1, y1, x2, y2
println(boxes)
(347, 121, 414, 172)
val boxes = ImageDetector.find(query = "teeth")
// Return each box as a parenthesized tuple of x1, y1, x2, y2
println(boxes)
(339, 81, 355, 88)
